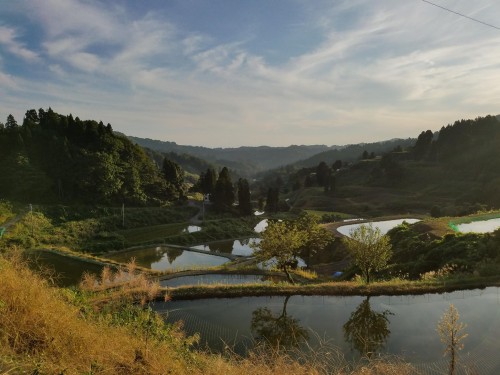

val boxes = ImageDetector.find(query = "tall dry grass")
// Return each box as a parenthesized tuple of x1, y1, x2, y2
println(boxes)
(0, 251, 420, 375)
(0, 252, 191, 374)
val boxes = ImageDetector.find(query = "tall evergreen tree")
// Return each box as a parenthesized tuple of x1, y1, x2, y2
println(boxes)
(266, 187, 279, 213)
(316, 161, 330, 187)
(237, 178, 252, 215)
(212, 167, 234, 211)
(162, 158, 183, 190)
(5, 114, 18, 129)
(196, 167, 217, 197)
(413, 130, 434, 160)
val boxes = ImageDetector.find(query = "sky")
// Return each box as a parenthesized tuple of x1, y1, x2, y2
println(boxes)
(1, 0, 500, 147)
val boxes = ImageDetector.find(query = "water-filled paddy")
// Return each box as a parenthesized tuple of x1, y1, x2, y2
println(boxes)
(156, 287, 500, 374)
(254, 219, 268, 233)
(455, 218, 500, 234)
(117, 223, 201, 244)
(26, 250, 104, 287)
(105, 246, 229, 271)
(337, 218, 420, 237)
(160, 274, 283, 287)
(191, 238, 260, 257)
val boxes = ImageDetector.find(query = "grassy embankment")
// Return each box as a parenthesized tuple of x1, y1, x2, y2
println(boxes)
(286, 159, 493, 218)
(2, 204, 198, 252)
(0, 253, 416, 375)
(4, 203, 499, 299)
(164, 274, 500, 300)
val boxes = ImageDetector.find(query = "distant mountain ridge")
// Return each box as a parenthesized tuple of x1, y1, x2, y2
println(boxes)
(291, 138, 417, 168)
(127, 135, 334, 175)
(128, 135, 417, 177)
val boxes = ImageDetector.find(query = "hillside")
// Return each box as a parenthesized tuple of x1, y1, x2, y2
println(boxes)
(128, 135, 332, 175)
(0, 109, 184, 205)
(268, 115, 500, 217)
(290, 138, 416, 169)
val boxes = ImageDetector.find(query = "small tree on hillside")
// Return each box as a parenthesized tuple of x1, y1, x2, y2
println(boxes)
(342, 224, 392, 283)
(252, 215, 331, 284)
(237, 178, 252, 216)
(212, 167, 234, 211)
(265, 187, 279, 213)
(437, 304, 468, 375)
(251, 220, 306, 284)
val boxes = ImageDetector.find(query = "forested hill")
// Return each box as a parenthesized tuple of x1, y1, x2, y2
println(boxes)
(127, 136, 332, 174)
(270, 115, 500, 215)
(290, 138, 417, 169)
(0, 109, 183, 204)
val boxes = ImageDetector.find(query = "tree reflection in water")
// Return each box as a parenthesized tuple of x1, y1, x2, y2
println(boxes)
(251, 295, 308, 349)
(343, 296, 393, 358)
(166, 247, 183, 264)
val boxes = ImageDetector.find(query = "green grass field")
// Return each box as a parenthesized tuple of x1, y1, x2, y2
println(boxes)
(116, 222, 190, 244)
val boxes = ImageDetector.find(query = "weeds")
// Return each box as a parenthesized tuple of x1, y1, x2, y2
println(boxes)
(0, 253, 423, 374)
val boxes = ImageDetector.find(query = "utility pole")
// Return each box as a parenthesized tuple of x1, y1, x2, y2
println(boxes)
(122, 203, 125, 228)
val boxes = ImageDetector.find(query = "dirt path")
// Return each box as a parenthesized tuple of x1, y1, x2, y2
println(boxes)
(187, 200, 203, 225)
(1, 208, 28, 233)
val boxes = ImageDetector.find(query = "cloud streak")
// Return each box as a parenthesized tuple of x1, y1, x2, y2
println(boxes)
(1, 0, 500, 146)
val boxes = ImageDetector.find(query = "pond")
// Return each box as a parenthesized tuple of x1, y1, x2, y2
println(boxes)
(254, 219, 268, 233)
(183, 225, 202, 233)
(117, 223, 201, 244)
(455, 218, 500, 234)
(25, 250, 104, 287)
(191, 238, 261, 257)
(105, 246, 229, 271)
(160, 274, 284, 287)
(337, 218, 420, 237)
(156, 288, 500, 374)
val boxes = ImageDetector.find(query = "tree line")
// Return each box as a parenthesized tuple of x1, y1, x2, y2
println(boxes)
(0, 109, 185, 205)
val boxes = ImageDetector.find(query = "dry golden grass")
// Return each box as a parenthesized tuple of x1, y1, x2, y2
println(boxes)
(0, 251, 420, 375)
(0, 252, 191, 374)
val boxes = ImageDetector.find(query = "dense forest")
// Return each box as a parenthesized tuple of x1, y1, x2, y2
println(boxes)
(0, 109, 184, 205)
(256, 115, 500, 215)
(128, 135, 332, 176)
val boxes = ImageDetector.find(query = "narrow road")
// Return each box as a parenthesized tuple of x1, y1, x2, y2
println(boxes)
(1, 208, 28, 233)
(187, 200, 202, 225)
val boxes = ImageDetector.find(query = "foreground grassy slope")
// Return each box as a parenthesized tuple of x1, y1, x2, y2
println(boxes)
(0, 254, 416, 375)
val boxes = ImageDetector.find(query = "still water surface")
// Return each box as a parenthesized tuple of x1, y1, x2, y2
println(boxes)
(337, 218, 420, 237)
(155, 288, 500, 374)
(26, 250, 104, 287)
(191, 238, 260, 257)
(456, 218, 500, 234)
(105, 246, 229, 271)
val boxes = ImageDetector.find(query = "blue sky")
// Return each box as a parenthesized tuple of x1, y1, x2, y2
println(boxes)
(1, 0, 500, 147)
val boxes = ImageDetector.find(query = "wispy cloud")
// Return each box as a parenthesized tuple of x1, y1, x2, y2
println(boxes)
(0, 25, 39, 61)
(2, 0, 500, 146)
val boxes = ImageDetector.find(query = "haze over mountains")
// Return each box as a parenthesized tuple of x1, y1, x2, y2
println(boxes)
(128, 135, 415, 177)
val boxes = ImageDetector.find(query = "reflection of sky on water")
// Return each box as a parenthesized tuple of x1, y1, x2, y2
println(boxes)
(183, 225, 201, 233)
(456, 218, 500, 234)
(192, 238, 261, 256)
(106, 246, 228, 271)
(337, 218, 420, 237)
(157, 288, 500, 373)
(254, 219, 268, 233)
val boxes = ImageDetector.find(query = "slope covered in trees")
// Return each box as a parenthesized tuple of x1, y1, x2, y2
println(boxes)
(0, 109, 184, 204)
(255, 115, 500, 216)
(128, 135, 331, 175)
